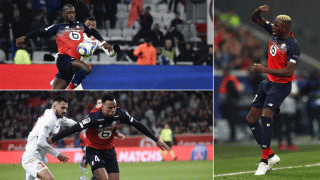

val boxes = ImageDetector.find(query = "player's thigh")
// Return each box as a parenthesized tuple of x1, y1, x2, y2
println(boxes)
(263, 82, 292, 114)
(22, 157, 51, 180)
(37, 168, 54, 180)
(251, 79, 268, 109)
(51, 77, 69, 89)
(71, 59, 92, 73)
(246, 106, 263, 123)
(108, 173, 120, 180)
(93, 168, 108, 180)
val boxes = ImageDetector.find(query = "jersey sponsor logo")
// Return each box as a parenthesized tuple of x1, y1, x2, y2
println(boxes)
(98, 130, 112, 139)
(280, 43, 287, 51)
(270, 45, 277, 56)
(97, 118, 104, 121)
(82, 117, 91, 125)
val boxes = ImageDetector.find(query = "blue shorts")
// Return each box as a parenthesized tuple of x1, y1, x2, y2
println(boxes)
(86, 146, 119, 174)
(251, 79, 292, 111)
(55, 54, 76, 83)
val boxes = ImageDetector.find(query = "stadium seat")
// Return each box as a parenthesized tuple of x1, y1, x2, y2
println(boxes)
(32, 51, 50, 63)
(108, 29, 124, 41)
(123, 29, 138, 41)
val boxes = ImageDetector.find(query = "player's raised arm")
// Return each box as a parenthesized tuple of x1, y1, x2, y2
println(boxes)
(83, 24, 114, 52)
(251, 5, 269, 27)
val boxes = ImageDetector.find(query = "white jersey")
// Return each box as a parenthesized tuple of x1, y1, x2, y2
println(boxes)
(80, 33, 116, 62)
(23, 109, 77, 160)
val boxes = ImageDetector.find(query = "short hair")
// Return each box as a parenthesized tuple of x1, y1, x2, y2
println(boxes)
(63, 4, 74, 12)
(85, 17, 96, 22)
(53, 96, 68, 103)
(102, 94, 115, 103)
(276, 15, 291, 27)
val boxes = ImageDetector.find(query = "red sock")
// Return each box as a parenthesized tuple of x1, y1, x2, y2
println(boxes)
(84, 165, 86, 168)
(262, 148, 269, 160)
(66, 83, 76, 90)
(269, 148, 274, 155)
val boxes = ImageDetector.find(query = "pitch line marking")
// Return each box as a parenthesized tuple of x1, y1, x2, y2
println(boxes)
(214, 163, 320, 177)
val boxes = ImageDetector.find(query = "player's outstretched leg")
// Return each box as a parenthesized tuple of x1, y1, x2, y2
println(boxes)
(66, 60, 92, 90)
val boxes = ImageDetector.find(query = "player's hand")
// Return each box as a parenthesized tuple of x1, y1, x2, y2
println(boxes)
(102, 42, 113, 52)
(16, 36, 26, 47)
(259, 5, 269, 13)
(57, 153, 69, 163)
(117, 133, 125, 140)
(156, 140, 171, 151)
(47, 138, 52, 144)
(253, 63, 266, 73)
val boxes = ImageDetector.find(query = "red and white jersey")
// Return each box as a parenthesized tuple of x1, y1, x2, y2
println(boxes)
(263, 21, 300, 83)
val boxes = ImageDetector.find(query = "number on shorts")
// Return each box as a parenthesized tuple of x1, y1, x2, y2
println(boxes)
(95, 155, 100, 162)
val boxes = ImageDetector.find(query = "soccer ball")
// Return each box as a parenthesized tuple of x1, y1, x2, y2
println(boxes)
(78, 41, 95, 57)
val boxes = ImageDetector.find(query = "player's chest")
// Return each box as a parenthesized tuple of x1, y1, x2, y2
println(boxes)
(95, 118, 121, 131)
(268, 37, 288, 57)
(57, 26, 85, 41)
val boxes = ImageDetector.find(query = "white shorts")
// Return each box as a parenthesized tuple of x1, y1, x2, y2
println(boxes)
(22, 153, 48, 180)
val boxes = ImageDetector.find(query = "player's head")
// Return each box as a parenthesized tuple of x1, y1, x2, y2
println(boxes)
(95, 98, 102, 109)
(52, 96, 68, 118)
(85, 17, 97, 29)
(62, 4, 75, 24)
(101, 94, 116, 117)
(145, 37, 152, 46)
(273, 15, 291, 38)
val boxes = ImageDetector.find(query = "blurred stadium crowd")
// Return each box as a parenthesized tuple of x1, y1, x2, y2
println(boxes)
(214, 10, 265, 70)
(0, 91, 213, 140)
(0, 0, 212, 66)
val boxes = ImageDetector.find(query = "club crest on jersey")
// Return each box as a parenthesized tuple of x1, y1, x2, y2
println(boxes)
(280, 43, 287, 51)
(97, 120, 121, 131)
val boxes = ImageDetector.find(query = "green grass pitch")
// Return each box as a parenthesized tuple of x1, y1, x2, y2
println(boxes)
(0, 160, 213, 180)
(215, 144, 320, 179)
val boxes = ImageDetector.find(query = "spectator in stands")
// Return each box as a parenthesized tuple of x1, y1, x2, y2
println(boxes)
(177, 42, 196, 63)
(104, 0, 119, 29)
(150, 23, 164, 47)
(74, 0, 90, 23)
(195, 46, 213, 66)
(300, 69, 320, 139)
(0, 12, 10, 60)
(14, 42, 31, 64)
(164, 26, 184, 45)
(168, 0, 180, 13)
(133, 6, 153, 43)
(30, 7, 50, 50)
(133, 37, 157, 65)
(221, 28, 242, 67)
(218, 67, 241, 142)
(159, 39, 176, 65)
(170, 11, 183, 29)
(90, 0, 106, 28)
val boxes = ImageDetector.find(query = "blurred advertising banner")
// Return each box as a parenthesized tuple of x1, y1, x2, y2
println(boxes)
(207, 0, 213, 45)
(0, 134, 213, 151)
(0, 65, 213, 90)
(0, 146, 213, 164)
